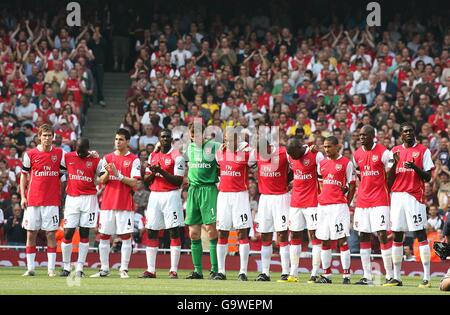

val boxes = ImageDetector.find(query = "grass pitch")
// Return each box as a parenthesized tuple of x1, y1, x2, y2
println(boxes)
(0, 267, 448, 295)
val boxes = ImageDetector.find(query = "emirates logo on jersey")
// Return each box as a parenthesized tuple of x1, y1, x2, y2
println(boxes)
(86, 161, 93, 168)
(303, 158, 310, 166)
(335, 164, 342, 171)
(372, 155, 379, 163)
(123, 160, 131, 168)
(77, 170, 84, 176)
(412, 152, 419, 159)
(51, 155, 57, 163)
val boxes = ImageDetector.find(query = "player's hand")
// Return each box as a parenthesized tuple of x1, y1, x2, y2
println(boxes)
(21, 197, 27, 209)
(153, 141, 161, 153)
(309, 144, 319, 153)
(150, 163, 162, 174)
(219, 143, 227, 151)
(404, 159, 416, 170)
(393, 151, 400, 164)
(340, 185, 349, 195)
(110, 163, 119, 177)
(88, 150, 99, 158)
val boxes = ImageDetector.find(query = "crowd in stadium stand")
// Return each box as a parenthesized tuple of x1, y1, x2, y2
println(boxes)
(0, 0, 449, 262)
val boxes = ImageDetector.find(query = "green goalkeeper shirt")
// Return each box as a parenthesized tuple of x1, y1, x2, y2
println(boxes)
(186, 140, 220, 187)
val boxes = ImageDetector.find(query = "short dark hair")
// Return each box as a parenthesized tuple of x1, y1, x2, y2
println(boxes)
(116, 128, 131, 140)
(325, 136, 339, 145)
(400, 122, 415, 133)
(159, 128, 172, 137)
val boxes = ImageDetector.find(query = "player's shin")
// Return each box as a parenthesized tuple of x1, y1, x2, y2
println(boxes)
(239, 239, 250, 275)
(26, 246, 36, 271)
(360, 241, 372, 281)
(120, 235, 132, 272)
(418, 240, 431, 281)
(321, 243, 332, 278)
(261, 241, 273, 276)
(61, 238, 73, 271)
(209, 238, 218, 273)
(99, 235, 111, 271)
(170, 238, 181, 273)
(47, 246, 57, 272)
(191, 239, 203, 274)
(217, 237, 228, 274)
(146, 239, 159, 273)
(77, 238, 90, 272)
(311, 239, 322, 277)
(289, 239, 302, 277)
(392, 241, 403, 280)
(340, 243, 351, 278)
(380, 241, 393, 280)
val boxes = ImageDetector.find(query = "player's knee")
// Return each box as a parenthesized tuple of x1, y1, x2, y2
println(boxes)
(237, 229, 248, 240)
(64, 229, 75, 241)
(169, 228, 180, 239)
(414, 230, 427, 242)
(148, 230, 159, 240)
(393, 232, 404, 243)
(100, 234, 110, 241)
(291, 231, 302, 240)
(79, 227, 90, 239)
(337, 238, 347, 247)
(359, 232, 371, 242)
(277, 231, 288, 242)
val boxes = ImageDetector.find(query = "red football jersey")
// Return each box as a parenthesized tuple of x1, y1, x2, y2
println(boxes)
(65, 79, 83, 104)
(22, 146, 64, 206)
(64, 152, 101, 196)
(145, 148, 185, 192)
(353, 144, 390, 208)
(253, 146, 289, 195)
(318, 156, 355, 205)
(216, 149, 250, 192)
(390, 143, 434, 203)
(288, 148, 324, 208)
(100, 152, 141, 211)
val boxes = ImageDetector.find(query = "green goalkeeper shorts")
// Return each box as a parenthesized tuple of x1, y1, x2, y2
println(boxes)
(185, 185, 218, 225)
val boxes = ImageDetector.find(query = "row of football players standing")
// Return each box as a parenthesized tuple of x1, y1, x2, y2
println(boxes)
(20, 122, 433, 287)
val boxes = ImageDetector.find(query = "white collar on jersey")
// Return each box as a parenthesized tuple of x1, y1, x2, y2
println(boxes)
(159, 146, 174, 154)
(36, 145, 53, 153)
(402, 142, 417, 149)
(362, 143, 376, 152)
(326, 154, 343, 161)
(113, 151, 131, 156)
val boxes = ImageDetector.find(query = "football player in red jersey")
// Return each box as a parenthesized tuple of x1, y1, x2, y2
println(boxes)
(91, 129, 141, 279)
(139, 129, 185, 279)
(286, 137, 324, 283)
(59, 138, 101, 278)
(385, 123, 434, 288)
(353, 125, 393, 285)
(316, 136, 356, 284)
(21, 124, 65, 277)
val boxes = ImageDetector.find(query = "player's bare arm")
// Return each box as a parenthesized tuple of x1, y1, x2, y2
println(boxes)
(110, 163, 137, 188)
(20, 172, 28, 208)
(151, 163, 183, 187)
(387, 151, 399, 189)
(404, 160, 432, 182)
(346, 182, 356, 207)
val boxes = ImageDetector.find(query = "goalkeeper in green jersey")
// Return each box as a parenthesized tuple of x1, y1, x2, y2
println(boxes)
(184, 121, 221, 279)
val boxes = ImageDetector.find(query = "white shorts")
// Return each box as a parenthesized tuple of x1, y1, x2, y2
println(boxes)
(98, 210, 134, 235)
(145, 190, 184, 230)
(390, 192, 427, 232)
(354, 206, 390, 233)
(217, 191, 253, 231)
(22, 206, 59, 231)
(256, 193, 290, 233)
(289, 207, 318, 231)
(316, 203, 350, 241)
(64, 195, 100, 229)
